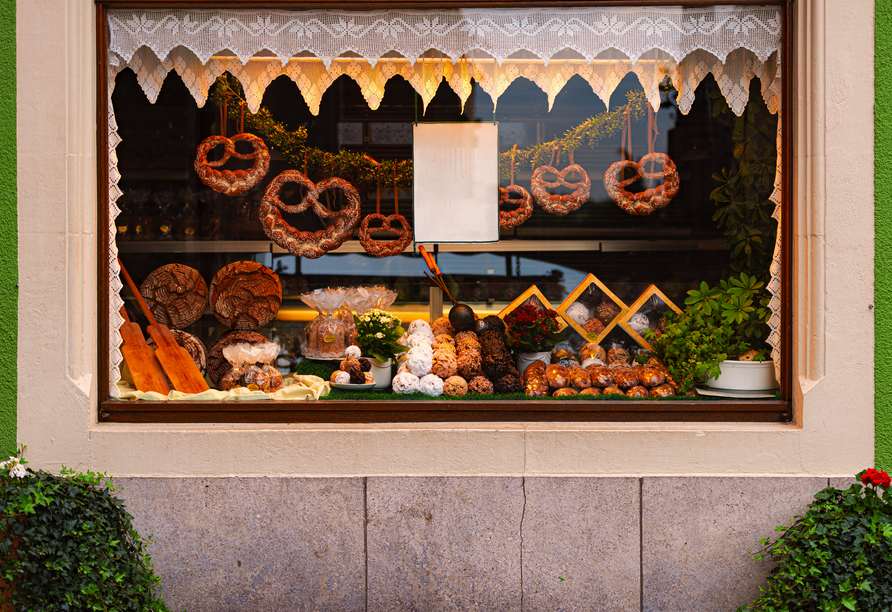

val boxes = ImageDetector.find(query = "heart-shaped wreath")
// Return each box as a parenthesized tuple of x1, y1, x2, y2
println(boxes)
(258, 170, 361, 259)
(530, 164, 591, 216)
(603, 152, 679, 216)
(359, 213, 414, 257)
(194, 134, 270, 196)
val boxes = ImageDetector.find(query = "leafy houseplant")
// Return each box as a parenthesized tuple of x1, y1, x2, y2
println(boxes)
(504, 304, 565, 353)
(738, 469, 892, 612)
(644, 273, 770, 393)
(353, 308, 407, 363)
(0, 447, 173, 611)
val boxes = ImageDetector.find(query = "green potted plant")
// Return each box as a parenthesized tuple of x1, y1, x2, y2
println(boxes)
(644, 272, 773, 393)
(738, 469, 892, 612)
(504, 304, 566, 374)
(353, 308, 407, 388)
(0, 446, 174, 611)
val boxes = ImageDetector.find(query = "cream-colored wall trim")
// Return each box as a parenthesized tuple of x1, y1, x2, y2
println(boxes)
(17, 0, 875, 477)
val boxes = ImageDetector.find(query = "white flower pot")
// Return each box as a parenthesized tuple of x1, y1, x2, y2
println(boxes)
(705, 359, 778, 391)
(516, 351, 551, 375)
(369, 358, 393, 389)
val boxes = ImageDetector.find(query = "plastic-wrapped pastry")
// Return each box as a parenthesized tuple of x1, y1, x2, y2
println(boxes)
(260, 364, 283, 392)
(220, 370, 242, 391)
(443, 376, 469, 397)
(639, 367, 666, 388)
(580, 343, 607, 363)
(522, 360, 550, 397)
(407, 319, 434, 338)
(587, 366, 614, 387)
(431, 316, 455, 337)
(581, 358, 607, 369)
(607, 347, 631, 364)
(566, 302, 590, 326)
(603, 385, 623, 395)
(331, 370, 351, 385)
(552, 387, 578, 397)
(583, 317, 605, 336)
(569, 368, 592, 390)
(551, 347, 575, 363)
(457, 352, 484, 379)
(432, 334, 455, 350)
(628, 312, 650, 332)
(579, 387, 601, 396)
(596, 301, 622, 323)
(626, 386, 649, 398)
(545, 364, 570, 389)
(613, 368, 639, 389)
(468, 376, 494, 395)
(419, 373, 444, 397)
(494, 373, 522, 394)
(344, 345, 362, 359)
(431, 351, 459, 379)
(650, 384, 674, 398)
(392, 371, 421, 394)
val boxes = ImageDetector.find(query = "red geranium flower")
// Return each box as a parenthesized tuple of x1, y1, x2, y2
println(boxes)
(860, 468, 891, 489)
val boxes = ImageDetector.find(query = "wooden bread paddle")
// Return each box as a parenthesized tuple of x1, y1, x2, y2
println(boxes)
(119, 306, 171, 395)
(118, 258, 210, 394)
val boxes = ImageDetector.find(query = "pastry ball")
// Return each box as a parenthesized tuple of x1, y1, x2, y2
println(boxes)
(407, 353, 433, 377)
(566, 302, 590, 326)
(579, 387, 602, 396)
(431, 351, 459, 378)
(596, 301, 622, 323)
(639, 367, 666, 388)
(331, 370, 350, 384)
(431, 316, 455, 337)
(494, 372, 522, 394)
(482, 354, 512, 379)
(581, 358, 607, 369)
(468, 376, 494, 395)
(407, 333, 433, 348)
(587, 365, 614, 387)
(220, 370, 241, 391)
(552, 387, 578, 397)
(650, 384, 674, 398)
(545, 364, 570, 389)
(583, 317, 605, 336)
(392, 372, 420, 394)
(344, 345, 362, 359)
(363, 372, 376, 384)
(443, 376, 469, 397)
(454, 331, 479, 346)
(569, 367, 592, 390)
(419, 373, 444, 397)
(340, 358, 365, 384)
(457, 352, 484, 379)
(603, 385, 623, 396)
(607, 347, 631, 364)
(483, 315, 506, 333)
(432, 334, 455, 350)
(628, 312, 650, 332)
(613, 369, 640, 389)
(358, 358, 372, 372)
(407, 319, 434, 338)
(626, 386, 649, 398)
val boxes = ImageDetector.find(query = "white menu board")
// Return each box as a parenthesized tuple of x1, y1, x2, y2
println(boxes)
(412, 122, 499, 243)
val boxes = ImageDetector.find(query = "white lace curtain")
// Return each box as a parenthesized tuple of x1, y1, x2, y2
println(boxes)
(105, 6, 784, 395)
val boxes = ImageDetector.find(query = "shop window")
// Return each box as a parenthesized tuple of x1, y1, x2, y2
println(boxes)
(99, 3, 792, 423)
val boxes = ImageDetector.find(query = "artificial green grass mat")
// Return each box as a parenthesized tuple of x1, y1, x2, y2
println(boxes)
(322, 389, 706, 401)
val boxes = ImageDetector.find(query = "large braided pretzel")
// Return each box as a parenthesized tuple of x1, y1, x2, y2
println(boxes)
(604, 153, 680, 216)
(530, 164, 591, 216)
(498, 185, 534, 229)
(258, 170, 361, 259)
(194, 134, 270, 196)
(358, 214, 413, 257)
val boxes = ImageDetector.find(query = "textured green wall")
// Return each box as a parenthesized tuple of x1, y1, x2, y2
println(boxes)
(878, 1, 892, 470)
(0, 0, 14, 457)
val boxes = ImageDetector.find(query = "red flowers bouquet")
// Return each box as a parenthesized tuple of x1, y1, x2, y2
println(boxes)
(504, 304, 565, 353)
(859, 467, 891, 489)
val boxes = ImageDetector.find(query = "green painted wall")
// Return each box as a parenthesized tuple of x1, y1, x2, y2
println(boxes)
(878, 1, 892, 470)
(0, 0, 14, 458)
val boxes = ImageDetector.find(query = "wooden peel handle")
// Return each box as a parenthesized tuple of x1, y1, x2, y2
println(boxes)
(118, 257, 160, 327)
(418, 245, 442, 276)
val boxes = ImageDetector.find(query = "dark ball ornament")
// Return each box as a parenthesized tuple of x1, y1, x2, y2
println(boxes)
(448, 303, 476, 332)
(473, 318, 490, 335)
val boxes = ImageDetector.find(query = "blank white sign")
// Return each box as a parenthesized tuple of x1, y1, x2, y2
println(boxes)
(413, 122, 499, 243)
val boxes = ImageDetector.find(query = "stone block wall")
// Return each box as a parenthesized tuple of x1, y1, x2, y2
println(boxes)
(118, 476, 833, 612)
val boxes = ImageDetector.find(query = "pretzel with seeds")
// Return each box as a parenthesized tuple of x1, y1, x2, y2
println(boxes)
(194, 133, 270, 196)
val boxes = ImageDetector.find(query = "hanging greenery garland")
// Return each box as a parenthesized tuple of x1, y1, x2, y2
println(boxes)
(208, 74, 652, 187)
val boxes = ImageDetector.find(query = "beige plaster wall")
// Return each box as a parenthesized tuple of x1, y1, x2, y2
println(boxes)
(17, 0, 875, 477)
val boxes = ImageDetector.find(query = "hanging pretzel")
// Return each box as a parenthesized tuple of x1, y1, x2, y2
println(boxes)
(194, 133, 270, 196)
(258, 170, 361, 258)
(499, 145, 533, 229)
(604, 102, 679, 216)
(530, 146, 591, 216)
(357, 156, 413, 256)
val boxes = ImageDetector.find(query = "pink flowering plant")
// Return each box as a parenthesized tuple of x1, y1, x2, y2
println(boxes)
(739, 468, 892, 612)
(504, 304, 565, 353)
(353, 308, 407, 362)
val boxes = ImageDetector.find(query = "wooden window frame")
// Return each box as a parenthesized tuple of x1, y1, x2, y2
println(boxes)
(96, 0, 794, 424)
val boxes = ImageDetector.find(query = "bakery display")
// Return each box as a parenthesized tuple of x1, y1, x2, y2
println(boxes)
(207, 331, 269, 388)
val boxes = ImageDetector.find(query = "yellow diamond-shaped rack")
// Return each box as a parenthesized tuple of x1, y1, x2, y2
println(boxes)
(617, 284, 683, 350)
(498, 285, 568, 332)
(556, 273, 628, 344)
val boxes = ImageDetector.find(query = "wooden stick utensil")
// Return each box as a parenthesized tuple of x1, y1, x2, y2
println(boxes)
(118, 258, 210, 394)
(417, 245, 476, 331)
(119, 306, 171, 395)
